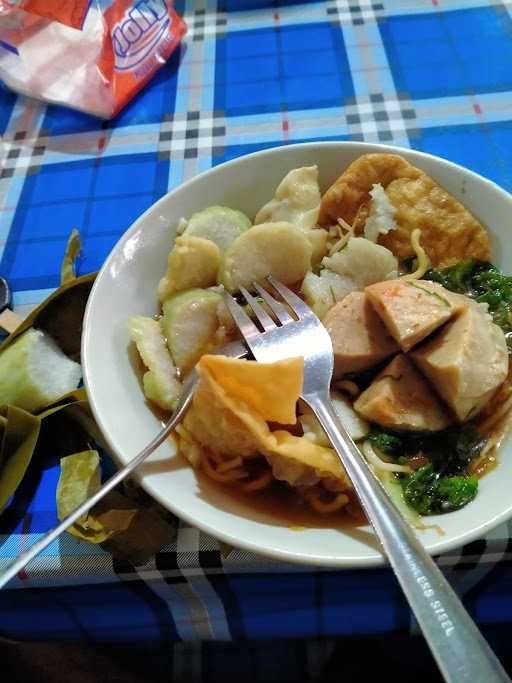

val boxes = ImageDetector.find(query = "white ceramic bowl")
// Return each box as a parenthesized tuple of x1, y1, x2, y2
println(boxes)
(82, 142, 512, 567)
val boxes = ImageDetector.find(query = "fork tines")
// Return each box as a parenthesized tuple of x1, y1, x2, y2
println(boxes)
(222, 276, 313, 336)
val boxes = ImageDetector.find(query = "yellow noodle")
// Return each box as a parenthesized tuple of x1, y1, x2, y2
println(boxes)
(329, 218, 355, 255)
(243, 451, 264, 460)
(469, 447, 497, 476)
(335, 380, 360, 398)
(400, 229, 430, 281)
(202, 455, 248, 483)
(241, 470, 274, 492)
(362, 441, 412, 474)
(337, 216, 353, 233)
(492, 415, 512, 451)
(479, 411, 512, 460)
(306, 491, 349, 513)
(217, 456, 244, 473)
(469, 399, 512, 475)
(478, 394, 512, 434)
(478, 439, 497, 460)
(208, 450, 226, 465)
(175, 425, 202, 468)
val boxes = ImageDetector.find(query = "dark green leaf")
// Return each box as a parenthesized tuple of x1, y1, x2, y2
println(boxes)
(401, 464, 478, 515)
(425, 260, 512, 346)
(436, 475, 478, 511)
(365, 424, 485, 515)
(367, 425, 485, 476)
(367, 428, 403, 456)
(401, 464, 438, 515)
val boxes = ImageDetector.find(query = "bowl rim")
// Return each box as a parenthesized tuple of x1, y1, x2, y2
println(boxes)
(82, 140, 512, 567)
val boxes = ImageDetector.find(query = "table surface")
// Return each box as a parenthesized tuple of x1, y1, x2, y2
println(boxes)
(2, 0, 512, 644)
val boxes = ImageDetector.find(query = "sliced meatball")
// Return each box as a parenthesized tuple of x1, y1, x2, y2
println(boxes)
(353, 354, 452, 432)
(323, 291, 399, 378)
(365, 280, 465, 352)
(411, 302, 508, 421)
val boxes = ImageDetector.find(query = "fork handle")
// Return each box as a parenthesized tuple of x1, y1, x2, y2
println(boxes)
(307, 394, 509, 683)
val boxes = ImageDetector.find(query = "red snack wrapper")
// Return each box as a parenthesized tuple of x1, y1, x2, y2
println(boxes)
(0, 0, 187, 118)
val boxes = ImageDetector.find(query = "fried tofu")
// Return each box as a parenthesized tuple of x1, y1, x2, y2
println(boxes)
(412, 303, 508, 421)
(323, 292, 399, 378)
(365, 280, 466, 352)
(319, 153, 490, 268)
(319, 154, 422, 226)
(353, 354, 452, 432)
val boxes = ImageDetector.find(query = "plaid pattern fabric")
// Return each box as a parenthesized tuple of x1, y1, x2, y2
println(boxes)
(2, 0, 512, 643)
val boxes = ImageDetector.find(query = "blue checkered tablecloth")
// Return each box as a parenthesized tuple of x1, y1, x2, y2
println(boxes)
(2, 0, 512, 647)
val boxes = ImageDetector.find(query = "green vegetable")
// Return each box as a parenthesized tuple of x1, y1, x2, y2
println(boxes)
(367, 428, 403, 456)
(409, 282, 451, 307)
(401, 464, 478, 515)
(368, 425, 485, 515)
(426, 259, 512, 344)
(426, 259, 484, 294)
(437, 476, 478, 509)
(377, 470, 424, 528)
(368, 425, 485, 475)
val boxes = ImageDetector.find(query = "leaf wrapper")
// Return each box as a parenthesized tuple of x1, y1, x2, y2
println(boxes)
(1, 268, 176, 564)
(60, 229, 81, 286)
(0, 390, 90, 514)
(57, 451, 176, 564)
(0, 273, 96, 362)
(0, 273, 96, 512)
(0, 405, 41, 512)
(0, 264, 96, 510)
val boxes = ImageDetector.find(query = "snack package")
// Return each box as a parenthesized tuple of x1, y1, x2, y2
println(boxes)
(0, 0, 186, 118)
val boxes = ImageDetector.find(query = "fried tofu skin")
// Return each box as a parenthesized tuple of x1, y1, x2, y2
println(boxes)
(319, 154, 490, 268)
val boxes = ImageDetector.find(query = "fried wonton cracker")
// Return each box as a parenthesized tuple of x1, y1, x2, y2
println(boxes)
(181, 355, 351, 487)
(319, 153, 490, 268)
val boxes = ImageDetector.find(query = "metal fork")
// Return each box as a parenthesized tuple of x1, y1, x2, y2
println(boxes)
(223, 275, 510, 683)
